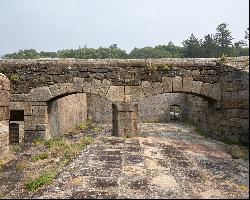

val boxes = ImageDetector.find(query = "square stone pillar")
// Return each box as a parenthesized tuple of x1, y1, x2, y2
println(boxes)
(112, 102, 138, 137)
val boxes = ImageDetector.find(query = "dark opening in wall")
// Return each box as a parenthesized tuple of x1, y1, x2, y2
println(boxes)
(10, 110, 24, 121)
(9, 123, 19, 144)
(170, 105, 180, 121)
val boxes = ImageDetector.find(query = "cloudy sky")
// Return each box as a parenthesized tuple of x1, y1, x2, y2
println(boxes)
(0, 0, 249, 55)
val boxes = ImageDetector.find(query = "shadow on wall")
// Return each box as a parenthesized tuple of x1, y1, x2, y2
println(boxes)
(138, 93, 187, 123)
(87, 94, 112, 124)
(47, 93, 87, 137)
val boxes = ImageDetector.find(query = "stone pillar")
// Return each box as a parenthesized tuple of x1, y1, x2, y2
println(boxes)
(24, 102, 51, 141)
(112, 102, 138, 137)
(0, 74, 10, 155)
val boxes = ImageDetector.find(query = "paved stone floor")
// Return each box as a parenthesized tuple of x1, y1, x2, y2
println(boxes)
(32, 123, 249, 199)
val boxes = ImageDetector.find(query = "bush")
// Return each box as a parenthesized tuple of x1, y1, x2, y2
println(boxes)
(25, 170, 57, 191)
(146, 63, 157, 74)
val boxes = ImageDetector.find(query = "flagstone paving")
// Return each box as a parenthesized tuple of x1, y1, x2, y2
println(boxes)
(24, 123, 248, 199)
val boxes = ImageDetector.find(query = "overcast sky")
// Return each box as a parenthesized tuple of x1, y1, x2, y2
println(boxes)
(0, 0, 249, 55)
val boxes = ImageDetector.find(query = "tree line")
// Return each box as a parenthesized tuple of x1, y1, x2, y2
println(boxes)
(2, 23, 249, 59)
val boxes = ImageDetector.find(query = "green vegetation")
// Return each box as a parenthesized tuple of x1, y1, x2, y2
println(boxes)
(187, 122, 208, 138)
(218, 54, 227, 64)
(92, 127, 101, 133)
(243, 57, 249, 68)
(25, 170, 57, 191)
(162, 64, 170, 72)
(227, 145, 249, 160)
(10, 144, 22, 153)
(32, 136, 45, 145)
(0, 160, 3, 170)
(10, 74, 20, 81)
(75, 122, 87, 130)
(44, 135, 93, 160)
(75, 135, 94, 149)
(15, 160, 27, 170)
(30, 152, 49, 162)
(186, 122, 249, 160)
(146, 63, 157, 74)
(2, 24, 248, 59)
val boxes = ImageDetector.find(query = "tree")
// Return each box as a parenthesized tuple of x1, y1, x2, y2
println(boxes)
(182, 34, 202, 58)
(245, 28, 249, 40)
(202, 34, 219, 57)
(109, 44, 118, 49)
(214, 23, 234, 56)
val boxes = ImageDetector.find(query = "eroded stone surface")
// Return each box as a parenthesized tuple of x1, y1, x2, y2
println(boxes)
(18, 123, 249, 199)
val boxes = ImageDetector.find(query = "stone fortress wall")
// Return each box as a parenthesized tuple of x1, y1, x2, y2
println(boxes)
(0, 74, 10, 154)
(0, 57, 248, 144)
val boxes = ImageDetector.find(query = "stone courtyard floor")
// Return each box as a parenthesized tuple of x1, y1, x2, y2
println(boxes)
(31, 123, 249, 199)
(1, 123, 249, 199)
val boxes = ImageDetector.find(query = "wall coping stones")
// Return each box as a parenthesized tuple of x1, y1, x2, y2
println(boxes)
(0, 56, 248, 69)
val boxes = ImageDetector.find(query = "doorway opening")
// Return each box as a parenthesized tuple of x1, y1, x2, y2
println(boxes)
(170, 105, 180, 121)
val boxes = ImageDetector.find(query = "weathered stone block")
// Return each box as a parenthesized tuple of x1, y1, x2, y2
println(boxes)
(0, 131, 9, 154)
(0, 76, 10, 91)
(172, 76, 183, 92)
(238, 91, 249, 100)
(11, 94, 30, 102)
(152, 82, 163, 95)
(112, 102, 138, 137)
(223, 100, 239, 109)
(141, 81, 154, 97)
(10, 101, 32, 116)
(0, 107, 9, 120)
(0, 120, 9, 134)
(99, 79, 111, 96)
(225, 109, 238, 118)
(210, 83, 221, 101)
(73, 77, 84, 93)
(24, 115, 48, 131)
(58, 83, 75, 95)
(125, 86, 145, 102)
(49, 84, 60, 98)
(30, 86, 53, 102)
(183, 76, 193, 93)
(201, 83, 213, 98)
(106, 86, 124, 102)
(32, 106, 48, 116)
(82, 82, 91, 93)
(192, 81, 203, 95)
(222, 92, 238, 101)
(238, 109, 249, 119)
(90, 79, 102, 95)
(162, 77, 172, 93)
(0, 90, 11, 106)
(238, 100, 249, 109)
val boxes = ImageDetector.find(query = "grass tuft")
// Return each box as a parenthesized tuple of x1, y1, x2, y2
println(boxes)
(10, 144, 22, 153)
(25, 170, 57, 191)
(30, 152, 49, 162)
(15, 160, 27, 170)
